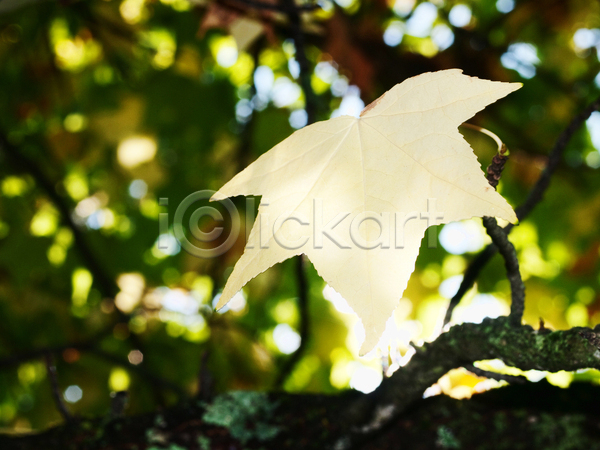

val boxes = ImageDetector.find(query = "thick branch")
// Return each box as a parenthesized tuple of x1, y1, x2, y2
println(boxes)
(3, 318, 600, 449)
(321, 317, 600, 448)
(376, 317, 600, 414)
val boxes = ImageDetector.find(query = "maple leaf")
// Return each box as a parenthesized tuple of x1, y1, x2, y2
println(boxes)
(212, 69, 521, 355)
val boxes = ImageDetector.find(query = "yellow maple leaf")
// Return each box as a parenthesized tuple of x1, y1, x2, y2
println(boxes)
(212, 69, 520, 355)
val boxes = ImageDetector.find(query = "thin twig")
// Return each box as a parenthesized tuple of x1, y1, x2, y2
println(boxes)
(223, 0, 320, 13)
(86, 348, 187, 397)
(0, 342, 185, 398)
(44, 353, 73, 422)
(464, 363, 527, 384)
(275, 256, 309, 388)
(515, 96, 600, 221)
(481, 133, 525, 328)
(443, 245, 496, 324)
(444, 96, 600, 324)
(281, 0, 317, 124)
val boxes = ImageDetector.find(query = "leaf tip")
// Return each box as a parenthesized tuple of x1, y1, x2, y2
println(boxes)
(215, 294, 230, 310)
(210, 191, 227, 202)
(509, 81, 523, 92)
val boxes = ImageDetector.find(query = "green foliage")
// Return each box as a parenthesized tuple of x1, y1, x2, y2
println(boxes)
(0, 0, 599, 435)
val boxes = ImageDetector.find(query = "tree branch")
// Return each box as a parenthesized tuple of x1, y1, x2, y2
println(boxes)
(275, 256, 310, 388)
(4, 319, 600, 449)
(515, 95, 600, 221)
(380, 318, 600, 405)
(281, 0, 317, 124)
(337, 317, 600, 449)
(481, 216, 524, 325)
(0, 341, 185, 398)
(463, 362, 526, 384)
(443, 244, 496, 324)
(44, 353, 73, 422)
(444, 96, 600, 323)
(223, 0, 320, 12)
(227, 0, 321, 13)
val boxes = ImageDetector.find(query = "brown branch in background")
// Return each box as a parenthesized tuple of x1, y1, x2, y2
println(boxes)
(275, 256, 309, 388)
(0, 342, 185, 399)
(273, 0, 317, 388)
(224, 0, 320, 12)
(235, 38, 263, 172)
(443, 245, 496, 324)
(0, 343, 93, 371)
(281, 0, 318, 124)
(44, 353, 73, 422)
(197, 349, 214, 402)
(109, 391, 129, 418)
(84, 348, 187, 398)
(444, 96, 600, 324)
(515, 95, 600, 220)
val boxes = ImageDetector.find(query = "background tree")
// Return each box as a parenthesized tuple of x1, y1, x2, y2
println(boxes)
(1, 0, 600, 448)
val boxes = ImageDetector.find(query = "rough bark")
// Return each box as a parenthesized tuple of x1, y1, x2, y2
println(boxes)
(2, 318, 600, 449)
